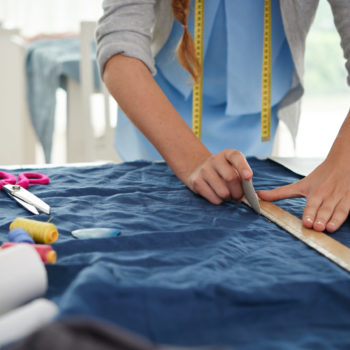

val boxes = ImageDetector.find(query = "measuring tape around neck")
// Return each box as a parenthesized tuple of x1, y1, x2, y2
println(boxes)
(261, 0, 272, 141)
(192, 0, 204, 139)
(192, 0, 272, 141)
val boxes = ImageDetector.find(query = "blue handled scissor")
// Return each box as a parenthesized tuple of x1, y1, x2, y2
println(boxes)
(0, 171, 51, 215)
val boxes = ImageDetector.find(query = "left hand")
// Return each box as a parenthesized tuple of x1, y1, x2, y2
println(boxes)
(258, 156, 350, 233)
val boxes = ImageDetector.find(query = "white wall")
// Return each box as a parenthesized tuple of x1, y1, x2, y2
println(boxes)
(0, 0, 103, 36)
(297, 1, 350, 158)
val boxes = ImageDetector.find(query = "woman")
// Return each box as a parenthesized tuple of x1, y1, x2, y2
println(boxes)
(96, 0, 350, 233)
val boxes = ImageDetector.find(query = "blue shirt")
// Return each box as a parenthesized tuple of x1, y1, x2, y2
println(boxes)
(115, 0, 294, 161)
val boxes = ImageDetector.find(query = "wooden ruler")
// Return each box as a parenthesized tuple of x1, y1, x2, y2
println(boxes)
(192, 0, 204, 139)
(242, 198, 350, 273)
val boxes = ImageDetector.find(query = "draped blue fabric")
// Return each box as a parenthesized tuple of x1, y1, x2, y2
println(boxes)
(115, 0, 294, 161)
(25, 38, 100, 162)
(1, 158, 350, 349)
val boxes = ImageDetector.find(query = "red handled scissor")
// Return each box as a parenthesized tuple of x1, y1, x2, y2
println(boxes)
(0, 171, 51, 215)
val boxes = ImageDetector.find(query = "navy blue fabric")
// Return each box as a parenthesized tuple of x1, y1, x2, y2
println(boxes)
(0, 158, 350, 349)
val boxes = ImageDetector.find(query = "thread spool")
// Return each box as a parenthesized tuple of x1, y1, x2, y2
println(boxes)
(9, 218, 58, 244)
(1, 242, 57, 264)
(8, 228, 35, 244)
(8, 228, 34, 243)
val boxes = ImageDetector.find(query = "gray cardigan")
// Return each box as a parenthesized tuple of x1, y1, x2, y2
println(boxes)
(96, 0, 350, 142)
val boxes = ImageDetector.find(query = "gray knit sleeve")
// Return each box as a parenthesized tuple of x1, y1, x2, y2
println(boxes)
(96, 0, 157, 77)
(328, 0, 350, 86)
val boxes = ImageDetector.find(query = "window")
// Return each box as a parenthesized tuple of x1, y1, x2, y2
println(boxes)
(297, 1, 350, 158)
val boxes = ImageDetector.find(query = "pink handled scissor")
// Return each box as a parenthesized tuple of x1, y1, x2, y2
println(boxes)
(0, 171, 51, 215)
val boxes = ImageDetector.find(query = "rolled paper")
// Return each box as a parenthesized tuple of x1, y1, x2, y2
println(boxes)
(0, 245, 47, 315)
(0, 298, 58, 347)
(10, 218, 59, 244)
(8, 228, 35, 244)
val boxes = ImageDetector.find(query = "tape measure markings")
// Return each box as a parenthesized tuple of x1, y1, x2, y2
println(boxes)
(261, 0, 272, 141)
(192, 0, 272, 141)
(192, 0, 204, 139)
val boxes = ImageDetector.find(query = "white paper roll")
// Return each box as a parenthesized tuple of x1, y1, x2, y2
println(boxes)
(0, 244, 48, 315)
(0, 298, 59, 347)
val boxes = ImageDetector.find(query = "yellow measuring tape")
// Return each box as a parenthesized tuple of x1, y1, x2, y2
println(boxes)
(192, 0, 272, 141)
(261, 0, 272, 141)
(192, 0, 204, 139)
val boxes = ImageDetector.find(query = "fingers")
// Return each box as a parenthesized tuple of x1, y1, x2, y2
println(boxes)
(191, 174, 225, 205)
(303, 195, 350, 233)
(200, 166, 232, 202)
(211, 151, 244, 200)
(224, 150, 253, 180)
(257, 178, 349, 232)
(258, 181, 304, 202)
(189, 153, 350, 232)
(302, 195, 325, 230)
(326, 200, 350, 233)
(189, 149, 249, 204)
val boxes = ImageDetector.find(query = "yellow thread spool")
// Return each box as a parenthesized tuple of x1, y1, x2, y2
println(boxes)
(9, 218, 59, 244)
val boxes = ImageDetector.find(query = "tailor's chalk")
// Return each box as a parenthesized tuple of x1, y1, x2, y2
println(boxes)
(71, 228, 121, 239)
(8, 228, 35, 244)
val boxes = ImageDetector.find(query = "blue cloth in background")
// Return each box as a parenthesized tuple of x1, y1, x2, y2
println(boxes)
(0, 158, 350, 349)
(25, 37, 100, 162)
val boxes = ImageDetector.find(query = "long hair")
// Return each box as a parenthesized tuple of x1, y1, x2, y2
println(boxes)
(171, 0, 201, 83)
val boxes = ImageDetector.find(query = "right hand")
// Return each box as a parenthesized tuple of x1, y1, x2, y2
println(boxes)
(187, 149, 253, 205)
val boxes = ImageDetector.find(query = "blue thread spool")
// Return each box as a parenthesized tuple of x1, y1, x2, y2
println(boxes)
(8, 228, 35, 244)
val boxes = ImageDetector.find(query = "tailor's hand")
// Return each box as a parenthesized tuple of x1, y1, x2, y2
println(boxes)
(258, 157, 350, 233)
(187, 149, 253, 205)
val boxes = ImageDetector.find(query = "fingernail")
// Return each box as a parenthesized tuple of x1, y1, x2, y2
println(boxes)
(242, 170, 252, 179)
(305, 216, 313, 225)
(315, 220, 325, 230)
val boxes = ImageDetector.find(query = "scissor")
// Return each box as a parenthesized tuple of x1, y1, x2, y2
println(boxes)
(0, 171, 51, 215)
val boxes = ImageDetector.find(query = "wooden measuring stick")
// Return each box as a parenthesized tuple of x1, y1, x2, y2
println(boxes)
(242, 198, 350, 273)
